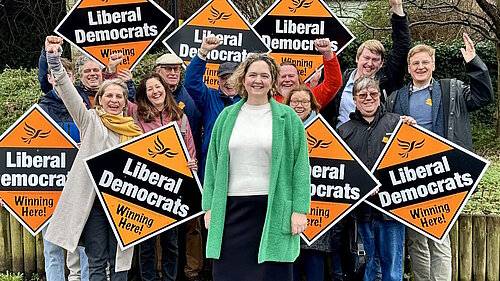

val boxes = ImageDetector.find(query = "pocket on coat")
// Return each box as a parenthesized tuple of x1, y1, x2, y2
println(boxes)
(281, 200, 292, 234)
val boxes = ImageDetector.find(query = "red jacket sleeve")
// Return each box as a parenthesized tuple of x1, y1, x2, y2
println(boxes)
(311, 52, 342, 109)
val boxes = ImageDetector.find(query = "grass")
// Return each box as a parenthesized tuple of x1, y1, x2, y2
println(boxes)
(464, 123, 500, 215)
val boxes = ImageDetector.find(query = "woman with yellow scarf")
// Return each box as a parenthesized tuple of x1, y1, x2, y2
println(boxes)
(44, 42, 141, 281)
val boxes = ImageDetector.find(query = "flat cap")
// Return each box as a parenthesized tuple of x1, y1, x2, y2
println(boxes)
(217, 62, 239, 77)
(156, 53, 183, 65)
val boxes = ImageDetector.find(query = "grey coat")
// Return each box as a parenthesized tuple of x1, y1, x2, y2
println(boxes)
(44, 67, 134, 272)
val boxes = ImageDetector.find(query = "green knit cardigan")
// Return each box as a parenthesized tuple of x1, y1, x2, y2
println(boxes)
(202, 98, 311, 263)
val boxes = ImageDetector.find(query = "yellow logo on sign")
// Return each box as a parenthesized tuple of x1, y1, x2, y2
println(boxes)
(397, 138, 425, 158)
(22, 123, 51, 144)
(208, 6, 232, 24)
(288, 0, 313, 13)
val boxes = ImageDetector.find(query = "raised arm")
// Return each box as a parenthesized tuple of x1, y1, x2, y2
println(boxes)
(460, 33, 493, 111)
(46, 43, 93, 131)
(184, 36, 221, 111)
(382, 0, 411, 93)
(311, 38, 342, 109)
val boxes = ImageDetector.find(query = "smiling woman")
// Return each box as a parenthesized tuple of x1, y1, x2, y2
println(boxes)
(128, 72, 197, 281)
(43, 42, 142, 281)
(203, 53, 311, 281)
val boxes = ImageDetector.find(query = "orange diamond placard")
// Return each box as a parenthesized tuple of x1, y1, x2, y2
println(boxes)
(163, 0, 270, 89)
(301, 115, 380, 246)
(55, 0, 173, 71)
(366, 121, 490, 243)
(0, 104, 78, 236)
(253, 0, 355, 82)
(84, 122, 203, 250)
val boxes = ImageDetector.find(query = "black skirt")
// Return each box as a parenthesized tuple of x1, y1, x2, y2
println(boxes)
(212, 195, 292, 281)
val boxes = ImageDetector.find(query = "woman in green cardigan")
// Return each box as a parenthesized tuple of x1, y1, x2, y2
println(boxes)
(202, 53, 311, 281)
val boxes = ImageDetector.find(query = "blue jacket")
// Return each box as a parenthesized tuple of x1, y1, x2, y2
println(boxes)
(39, 89, 91, 143)
(184, 55, 241, 180)
(172, 83, 202, 162)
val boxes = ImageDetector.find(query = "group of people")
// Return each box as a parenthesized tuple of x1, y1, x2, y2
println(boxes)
(4, 0, 492, 280)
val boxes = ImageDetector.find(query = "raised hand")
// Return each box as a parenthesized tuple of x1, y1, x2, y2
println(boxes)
(460, 33, 476, 63)
(200, 35, 221, 55)
(389, 0, 404, 16)
(45, 36, 63, 50)
(314, 38, 333, 60)
(107, 52, 124, 73)
(117, 68, 133, 82)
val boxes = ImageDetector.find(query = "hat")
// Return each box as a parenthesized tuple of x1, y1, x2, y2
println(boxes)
(217, 62, 239, 77)
(156, 53, 183, 66)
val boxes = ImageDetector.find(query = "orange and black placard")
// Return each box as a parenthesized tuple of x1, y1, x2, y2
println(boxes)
(301, 115, 380, 246)
(252, 0, 355, 83)
(0, 105, 78, 236)
(55, 0, 173, 71)
(84, 122, 203, 250)
(163, 0, 270, 89)
(366, 121, 490, 243)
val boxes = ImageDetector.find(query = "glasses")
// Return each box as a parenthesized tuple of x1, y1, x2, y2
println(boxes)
(290, 99, 311, 106)
(355, 91, 380, 100)
(160, 65, 181, 73)
(411, 60, 433, 67)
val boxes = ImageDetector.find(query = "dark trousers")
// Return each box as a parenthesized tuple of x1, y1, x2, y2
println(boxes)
(83, 202, 127, 281)
(139, 228, 179, 281)
(293, 249, 324, 281)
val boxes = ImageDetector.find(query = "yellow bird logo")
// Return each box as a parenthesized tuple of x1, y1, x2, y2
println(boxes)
(21, 123, 50, 144)
(148, 136, 178, 159)
(307, 132, 332, 153)
(208, 6, 232, 24)
(397, 138, 425, 158)
(289, 0, 313, 13)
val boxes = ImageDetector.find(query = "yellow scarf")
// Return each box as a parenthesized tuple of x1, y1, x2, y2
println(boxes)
(98, 110, 142, 143)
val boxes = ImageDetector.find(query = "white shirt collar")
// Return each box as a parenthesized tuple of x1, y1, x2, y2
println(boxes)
(412, 79, 433, 92)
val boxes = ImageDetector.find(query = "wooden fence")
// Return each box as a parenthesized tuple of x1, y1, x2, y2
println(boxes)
(0, 208, 499, 280)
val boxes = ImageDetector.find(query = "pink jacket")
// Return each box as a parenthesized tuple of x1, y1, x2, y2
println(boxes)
(128, 103, 197, 160)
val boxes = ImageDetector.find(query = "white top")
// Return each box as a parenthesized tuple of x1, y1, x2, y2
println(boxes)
(228, 102, 273, 196)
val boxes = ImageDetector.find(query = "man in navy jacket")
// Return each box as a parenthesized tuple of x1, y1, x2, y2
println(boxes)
(184, 36, 241, 181)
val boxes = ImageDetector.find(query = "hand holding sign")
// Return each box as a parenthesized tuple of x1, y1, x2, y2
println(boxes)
(200, 35, 221, 55)
(401, 115, 417, 126)
(309, 67, 322, 88)
(314, 38, 333, 60)
(117, 68, 133, 83)
(107, 52, 124, 73)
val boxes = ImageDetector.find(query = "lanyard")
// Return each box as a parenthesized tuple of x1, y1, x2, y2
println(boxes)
(409, 78, 434, 98)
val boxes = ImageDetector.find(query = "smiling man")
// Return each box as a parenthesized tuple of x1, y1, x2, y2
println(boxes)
(386, 33, 493, 281)
(338, 76, 415, 281)
(320, 0, 411, 129)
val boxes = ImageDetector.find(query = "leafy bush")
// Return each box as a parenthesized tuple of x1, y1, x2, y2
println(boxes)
(0, 68, 43, 134)
(0, 271, 23, 281)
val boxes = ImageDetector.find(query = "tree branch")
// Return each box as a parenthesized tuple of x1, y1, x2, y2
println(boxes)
(475, 0, 500, 32)
(409, 19, 496, 41)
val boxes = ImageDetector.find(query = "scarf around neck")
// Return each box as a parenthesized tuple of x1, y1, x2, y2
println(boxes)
(97, 108, 142, 143)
